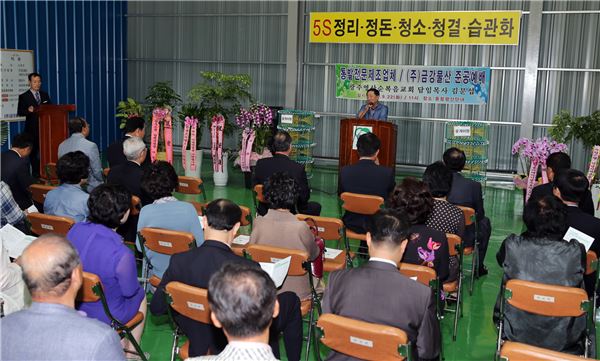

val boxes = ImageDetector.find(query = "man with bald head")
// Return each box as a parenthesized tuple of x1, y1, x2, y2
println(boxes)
(0, 234, 125, 360)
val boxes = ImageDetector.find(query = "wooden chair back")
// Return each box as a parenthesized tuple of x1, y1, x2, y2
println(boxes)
(29, 184, 56, 205)
(399, 263, 437, 287)
(77, 272, 102, 303)
(317, 313, 411, 361)
(499, 341, 585, 361)
(253, 184, 265, 203)
(457, 206, 476, 226)
(130, 195, 141, 217)
(27, 213, 75, 236)
(244, 244, 309, 277)
(138, 228, 196, 255)
(504, 279, 589, 317)
(103, 168, 110, 178)
(446, 234, 462, 257)
(340, 192, 384, 215)
(165, 282, 212, 324)
(239, 205, 252, 227)
(296, 214, 343, 241)
(586, 251, 598, 276)
(177, 176, 204, 195)
(44, 163, 59, 184)
(189, 201, 206, 216)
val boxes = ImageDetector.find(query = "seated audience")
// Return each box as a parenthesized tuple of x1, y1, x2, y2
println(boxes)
(253, 130, 321, 216)
(322, 209, 440, 360)
(495, 195, 586, 354)
(137, 161, 204, 278)
(339, 132, 395, 236)
(250, 172, 319, 300)
(528, 151, 594, 215)
(0, 238, 30, 315)
(107, 116, 149, 168)
(390, 178, 451, 283)
(151, 199, 302, 360)
(1, 133, 35, 210)
(188, 263, 281, 361)
(0, 181, 27, 232)
(67, 185, 146, 354)
(44, 151, 90, 222)
(443, 147, 492, 275)
(58, 117, 103, 191)
(1, 234, 125, 360)
(552, 169, 600, 298)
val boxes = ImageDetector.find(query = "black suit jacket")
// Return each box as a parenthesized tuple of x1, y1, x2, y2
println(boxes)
(447, 172, 485, 220)
(17, 89, 51, 133)
(150, 241, 260, 356)
(566, 206, 600, 297)
(529, 182, 595, 216)
(322, 261, 440, 360)
(106, 136, 151, 168)
(0, 150, 35, 209)
(106, 161, 150, 206)
(339, 159, 395, 233)
(253, 154, 311, 211)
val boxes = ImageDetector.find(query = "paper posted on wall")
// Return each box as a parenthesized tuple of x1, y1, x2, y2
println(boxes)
(563, 227, 595, 252)
(259, 256, 291, 288)
(0, 224, 36, 258)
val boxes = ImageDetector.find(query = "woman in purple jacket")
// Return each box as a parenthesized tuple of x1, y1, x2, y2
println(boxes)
(67, 184, 146, 354)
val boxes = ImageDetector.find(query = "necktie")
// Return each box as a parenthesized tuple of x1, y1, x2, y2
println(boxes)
(34, 92, 41, 104)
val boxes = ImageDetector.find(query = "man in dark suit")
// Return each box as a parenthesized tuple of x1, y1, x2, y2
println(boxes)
(17, 72, 52, 178)
(1, 133, 35, 210)
(106, 116, 149, 168)
(253, 131, 321, 216)
(528, 152, 595, 215)
(443, 147, 492, 276)
(322, 209, 440, 361)
(553, 169, 600, 299)
(150, 199, 303, 361)
(339, 132, 395, 234)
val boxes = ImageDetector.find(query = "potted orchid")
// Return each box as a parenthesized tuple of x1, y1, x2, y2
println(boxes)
(145, 82, 181, 164)
(234, 103, 274, 188)
(512, 137, 568, 201)
(178, 103, 205, 178)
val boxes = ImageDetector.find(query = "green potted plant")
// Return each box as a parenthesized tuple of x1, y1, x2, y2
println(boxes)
(178, 103, 205, 178)
(145, 82, 181, 162)
(188, 71, 253, 186)
(115, 98, 144, 129)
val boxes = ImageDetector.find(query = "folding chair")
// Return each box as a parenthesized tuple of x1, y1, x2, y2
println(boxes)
(28, 184, 56, 206)
(339, 192, 384, 258)
(77, 272, 147, 361)
(296, 214, 354, 270)
(317, 313, 413, 361)
(244, 244, 321, 361)
(586, 251, 598, 312)
(164, 281, 212, 361)
(499, 341, 586, 361)
(458, 206, 478, 295)
(27, 213, 75, 236)
(496, 279, 594, 359)
(176, 176, 207, 202)
(138, 228, 196, 292)
(189, 201, 252, 229)
(43, 163, 59, 185)
(443, 233, 464, 341)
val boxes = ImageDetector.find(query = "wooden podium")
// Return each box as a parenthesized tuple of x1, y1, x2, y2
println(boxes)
(37, 104, 76, 177)
(338, 118, 397, 172)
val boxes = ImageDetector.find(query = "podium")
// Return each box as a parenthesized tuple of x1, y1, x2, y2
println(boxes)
(38, 104, 76, 178)
(338, 118, 397, 172)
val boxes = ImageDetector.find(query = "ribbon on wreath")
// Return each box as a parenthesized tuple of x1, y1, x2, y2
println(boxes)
(182, 116, 199, 171)
(240, 128, 256, 172)
(164, 111, 173, 164)
(150, 108, 168, 163)
(211, 114, 225, 173)
(525, 158, 540, 202)
(587, 145, 600, 185)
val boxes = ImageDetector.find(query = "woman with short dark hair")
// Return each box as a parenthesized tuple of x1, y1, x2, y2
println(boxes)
(137, 161, 204, 279)
(389, 178, 451, 283)
(250, 172, 319, 300)
(495, 194, 586, 354)
(44, 151, 90, 222)
(67, 184, 146, 354)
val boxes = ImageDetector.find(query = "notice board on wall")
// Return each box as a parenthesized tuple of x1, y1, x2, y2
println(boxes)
(1, 49, 34, 119)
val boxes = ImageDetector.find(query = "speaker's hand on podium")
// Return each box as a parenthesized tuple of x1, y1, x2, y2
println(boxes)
(28, 106, 35, 113)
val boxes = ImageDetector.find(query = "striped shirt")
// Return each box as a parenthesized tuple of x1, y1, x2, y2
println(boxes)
(187, 341, 279, 361)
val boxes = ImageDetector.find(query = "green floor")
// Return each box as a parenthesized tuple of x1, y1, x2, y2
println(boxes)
(139, 163, 593, 361)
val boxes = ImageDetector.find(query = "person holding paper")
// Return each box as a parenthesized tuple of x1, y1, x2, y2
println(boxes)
(250, 172, 320, 300)
(321, 209, 440, 361)
(188, 263, 280, 361)
(495, 195, 586, 354)
(17, 72, 52, 178)
(356, 88, 388, 120)
(150, 199, 303, 361)
(552, 169, 600, 298)
(0, 237, 30, 315)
